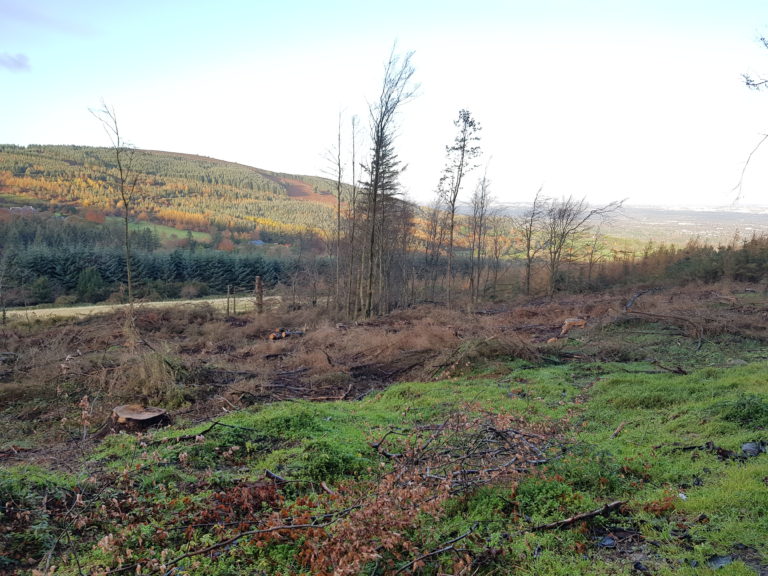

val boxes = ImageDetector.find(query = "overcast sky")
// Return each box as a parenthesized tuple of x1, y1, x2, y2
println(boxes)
(2, 0, 768, 208)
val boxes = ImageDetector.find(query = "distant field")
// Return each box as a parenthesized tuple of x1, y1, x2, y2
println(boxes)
(0, 192, 49, 208)
(117, 218, 212, 243)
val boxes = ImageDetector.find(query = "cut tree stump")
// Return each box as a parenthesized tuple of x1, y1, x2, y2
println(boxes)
(111, 404, 171, 431)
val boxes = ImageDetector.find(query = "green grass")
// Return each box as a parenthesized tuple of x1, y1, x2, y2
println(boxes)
(572, 363, 768, 573)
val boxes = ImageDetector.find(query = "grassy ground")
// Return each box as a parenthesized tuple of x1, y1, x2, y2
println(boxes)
(1, 286, 767, 575)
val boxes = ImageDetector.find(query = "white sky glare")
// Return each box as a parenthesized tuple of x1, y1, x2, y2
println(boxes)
(2, 0, 768, 207)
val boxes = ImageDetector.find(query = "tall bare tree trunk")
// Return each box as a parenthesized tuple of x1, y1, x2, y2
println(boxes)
(439, 109, 481, 309)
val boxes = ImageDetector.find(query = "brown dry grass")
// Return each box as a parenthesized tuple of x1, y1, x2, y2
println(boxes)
(1, 281, 766, 456)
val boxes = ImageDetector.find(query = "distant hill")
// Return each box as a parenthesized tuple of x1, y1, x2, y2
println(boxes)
(0, 144, 338, 242)
(3, 144, 766, 249)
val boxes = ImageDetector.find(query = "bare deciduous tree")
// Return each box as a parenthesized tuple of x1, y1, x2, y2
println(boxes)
(543, 196, 623, 296)
(584, 225, 608, 286)
(422, 197, 449, 301)
(0, 249, 11, 324)
(468, 168, 491, 304)
(485, 212, 512, 299)
(344, 115, 362, 318)
(91, 102, 140, 339)
(514, 187, 546, 296)
(323, 111, 344, 317)
(743, 36, 768, 90)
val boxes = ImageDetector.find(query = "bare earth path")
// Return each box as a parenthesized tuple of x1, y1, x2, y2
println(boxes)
(4, 295, 282, 321)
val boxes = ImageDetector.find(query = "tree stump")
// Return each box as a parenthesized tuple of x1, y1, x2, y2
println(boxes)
(110, 404, 171, 431)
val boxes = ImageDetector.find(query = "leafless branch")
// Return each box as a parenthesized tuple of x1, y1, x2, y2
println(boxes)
(394, 523, 477, 575)
(732, 132, 768, 200)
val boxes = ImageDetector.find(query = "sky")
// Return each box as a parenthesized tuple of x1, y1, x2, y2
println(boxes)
(2, 0, 768, 208)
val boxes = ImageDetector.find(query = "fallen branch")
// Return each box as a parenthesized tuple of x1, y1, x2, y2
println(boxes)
(530, 500, 626, 531)
(103, 524, 330, 575)
(309, 382, 355, 402)
(155, 419, 263, 443)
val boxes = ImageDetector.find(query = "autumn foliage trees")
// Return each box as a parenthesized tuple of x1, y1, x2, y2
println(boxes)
(0, 144, 333, 241)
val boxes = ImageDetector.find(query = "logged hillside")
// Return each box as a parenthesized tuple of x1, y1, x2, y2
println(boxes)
(1, 285, 767, 575)
(0, 144, 335, 241)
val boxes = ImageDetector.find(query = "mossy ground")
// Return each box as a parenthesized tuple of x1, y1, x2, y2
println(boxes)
(3, 357, 766, 575)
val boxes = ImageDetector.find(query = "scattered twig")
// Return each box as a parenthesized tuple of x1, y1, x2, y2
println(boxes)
(394, 523, 477, 575)
(530, 500, 626, 531)
(276, 367, 309, 377)
(370, 428, 407, 451)
(161, 514, 353, 572)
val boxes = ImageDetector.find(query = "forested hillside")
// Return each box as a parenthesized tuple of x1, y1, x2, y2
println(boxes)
(0, 211, 296, 307)
(2, 143, 768, 316)
(0, 144, 335, 241)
